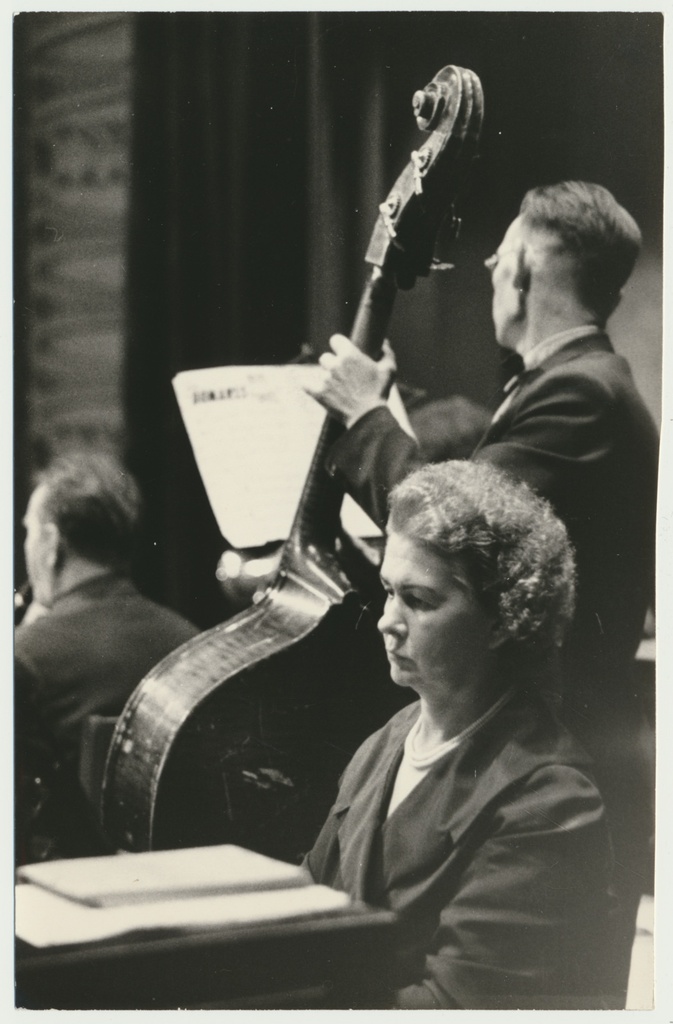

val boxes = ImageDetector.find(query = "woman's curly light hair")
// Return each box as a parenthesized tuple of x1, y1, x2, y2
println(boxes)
(387, 460, 576, 653)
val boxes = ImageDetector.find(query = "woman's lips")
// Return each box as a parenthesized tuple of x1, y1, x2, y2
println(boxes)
(387, 650, 415, 669)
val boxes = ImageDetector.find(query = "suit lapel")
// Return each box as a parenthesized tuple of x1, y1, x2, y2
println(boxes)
(335, 740, 404, 901)
(473, 333, 613, 453)
(487, 367, 542, 429)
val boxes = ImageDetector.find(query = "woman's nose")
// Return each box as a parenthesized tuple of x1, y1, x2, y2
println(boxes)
(378, 597, 406, 640)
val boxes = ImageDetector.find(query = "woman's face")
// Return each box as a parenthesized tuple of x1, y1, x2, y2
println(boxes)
(378, 532, 499, 700)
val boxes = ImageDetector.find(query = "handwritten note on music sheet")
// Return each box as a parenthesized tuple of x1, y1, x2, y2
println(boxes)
(173, 365, 408, 549)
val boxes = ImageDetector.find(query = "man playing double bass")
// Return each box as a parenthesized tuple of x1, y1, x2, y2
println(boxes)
(305, 180, 659, 998)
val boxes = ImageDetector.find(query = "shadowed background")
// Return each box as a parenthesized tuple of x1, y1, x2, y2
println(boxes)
(13, 11, 663, 628)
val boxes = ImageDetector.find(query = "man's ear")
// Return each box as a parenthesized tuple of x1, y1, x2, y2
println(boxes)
(513, 246, 531, 294)
(43, 522, 63, 571)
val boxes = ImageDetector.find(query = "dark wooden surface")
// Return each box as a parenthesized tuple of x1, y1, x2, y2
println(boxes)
(16, 901, 398, 1010)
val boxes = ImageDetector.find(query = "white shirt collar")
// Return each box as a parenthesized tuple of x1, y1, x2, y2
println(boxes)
(521, 325, 603, 371)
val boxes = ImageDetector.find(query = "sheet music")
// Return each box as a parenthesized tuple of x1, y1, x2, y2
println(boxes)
(173, 365, 414, 548)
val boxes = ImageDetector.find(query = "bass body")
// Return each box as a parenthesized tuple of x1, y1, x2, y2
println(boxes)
(103, 528, 406, 858)
(102, 65, 483, 860)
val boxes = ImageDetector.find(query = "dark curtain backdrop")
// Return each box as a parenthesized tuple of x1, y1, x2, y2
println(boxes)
(124, 11, 663, 628)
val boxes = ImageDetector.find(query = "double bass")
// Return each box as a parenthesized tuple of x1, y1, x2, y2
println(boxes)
(102, 66, 484, 860)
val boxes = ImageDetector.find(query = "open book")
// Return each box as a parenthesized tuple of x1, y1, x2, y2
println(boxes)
(17, 843, 309, 907)
(16, 844, 351, 949)
(172, 365, 415, 549)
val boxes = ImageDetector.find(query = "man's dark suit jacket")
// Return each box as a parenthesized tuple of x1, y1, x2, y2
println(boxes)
(15, 573, 199, 861)
(306, 690, 615, 1009)
(325, 333, 659, 905)
(15, 573, 199, 761)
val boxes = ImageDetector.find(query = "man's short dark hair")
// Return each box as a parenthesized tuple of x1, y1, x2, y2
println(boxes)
(519, 181, 642, 323)
(35, 452, 142, 568)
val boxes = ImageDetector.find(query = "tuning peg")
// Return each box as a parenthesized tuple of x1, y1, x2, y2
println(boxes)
(411, 147, 433, 194)
(378, 193, 400, 238)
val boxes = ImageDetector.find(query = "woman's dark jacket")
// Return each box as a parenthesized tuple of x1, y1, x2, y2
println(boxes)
(305, 688, 616, 1009)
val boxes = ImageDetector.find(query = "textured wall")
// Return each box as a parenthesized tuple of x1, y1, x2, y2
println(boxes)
(15, 12, 133, 468)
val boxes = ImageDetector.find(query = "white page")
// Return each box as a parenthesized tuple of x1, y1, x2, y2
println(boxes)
(15, 882, 351, 949)
(17, 843, 308, 907)
(173, 366, 414, 548)
(174, 365, 331, 548)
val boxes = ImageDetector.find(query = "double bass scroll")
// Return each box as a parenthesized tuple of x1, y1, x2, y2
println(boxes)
(102, 66, 484, 860)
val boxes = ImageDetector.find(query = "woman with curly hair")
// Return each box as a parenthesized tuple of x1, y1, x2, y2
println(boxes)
(304, 459, 619, 1010)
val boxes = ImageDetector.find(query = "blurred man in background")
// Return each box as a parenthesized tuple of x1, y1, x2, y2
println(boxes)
(15, 452, 199, 863)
